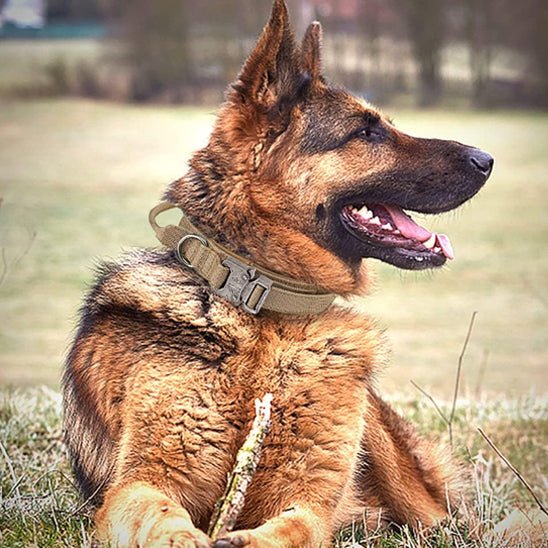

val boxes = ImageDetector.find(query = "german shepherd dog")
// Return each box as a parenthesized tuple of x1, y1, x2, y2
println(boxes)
(63, 1, 493, 546)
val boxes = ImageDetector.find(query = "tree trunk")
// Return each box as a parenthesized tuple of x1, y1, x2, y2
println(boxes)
(465, 0, 494, 107)
(397, 0, 445, 107)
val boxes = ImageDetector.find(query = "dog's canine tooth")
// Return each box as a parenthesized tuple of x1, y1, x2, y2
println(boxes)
(358, 207, 373, 220)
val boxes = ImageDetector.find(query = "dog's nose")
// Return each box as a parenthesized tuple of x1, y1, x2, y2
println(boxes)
(469, 148, 494, 177)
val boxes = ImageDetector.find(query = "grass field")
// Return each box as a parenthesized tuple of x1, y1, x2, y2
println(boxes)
(0, 97, 546, 544)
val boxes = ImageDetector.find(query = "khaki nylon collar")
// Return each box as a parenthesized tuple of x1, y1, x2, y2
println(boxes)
(149, 202, 335, 315)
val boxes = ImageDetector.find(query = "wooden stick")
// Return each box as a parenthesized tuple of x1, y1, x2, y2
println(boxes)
(208, 393, 273, 539)
(410, 380, 450, 427)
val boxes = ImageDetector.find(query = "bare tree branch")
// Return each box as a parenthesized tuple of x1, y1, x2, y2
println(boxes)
(448, 311, 478, 442)
(410, 380, 450, 427)
(0, 200, 37, 284)
(0, 248, 7, 286)
(14, 229, 37, 269)
(412, 312, 477, 447)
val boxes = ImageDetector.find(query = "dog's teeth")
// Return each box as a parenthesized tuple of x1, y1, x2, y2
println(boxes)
(359, 207, 373, 220)
(381, 223, 393, 231)
(394, 229, 401, 235)
(434, 246, 441, 253)
(423, 234, 437, 249)
(370, 216, 381, 225)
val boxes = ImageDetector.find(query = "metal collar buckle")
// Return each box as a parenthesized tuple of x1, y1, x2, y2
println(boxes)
(216, 257, 273, 315)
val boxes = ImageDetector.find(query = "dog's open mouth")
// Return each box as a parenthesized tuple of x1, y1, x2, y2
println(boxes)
(340, 203, 454, 268)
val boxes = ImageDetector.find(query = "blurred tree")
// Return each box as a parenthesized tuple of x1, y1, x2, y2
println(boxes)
(528, 1, 548, 103)
(467, 0, 548, 107)
(463, 0, 494, 106)
(106, 0, 193, 101)
(395, 0, 446, 106)
(47, 0, 103, 20)
(354, 0, 381, 92)
(502, 0, 548, 105)
(90, 0, 547, 107)
(100, 0, 273, 103)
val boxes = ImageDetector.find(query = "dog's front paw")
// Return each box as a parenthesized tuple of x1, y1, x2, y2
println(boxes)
(146, 516, 212, 547)
(213, 531, 256, 548)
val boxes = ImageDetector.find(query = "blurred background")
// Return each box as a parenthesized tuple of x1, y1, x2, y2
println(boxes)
(0, 0, 547, 107)
(0, 0, 546, 398)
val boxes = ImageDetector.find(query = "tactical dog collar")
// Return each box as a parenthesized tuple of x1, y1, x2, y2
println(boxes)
(149, 202, 336, 315)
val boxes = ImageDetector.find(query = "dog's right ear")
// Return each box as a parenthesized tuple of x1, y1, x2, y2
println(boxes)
(230, 0, 300, 109)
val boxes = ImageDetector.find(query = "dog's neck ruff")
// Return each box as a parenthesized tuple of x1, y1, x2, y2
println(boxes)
(149, 202, 336, 316)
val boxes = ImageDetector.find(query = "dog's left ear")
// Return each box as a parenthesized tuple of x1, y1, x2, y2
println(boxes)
(301, 21, 323, 84)
(230, 0, 305, 115)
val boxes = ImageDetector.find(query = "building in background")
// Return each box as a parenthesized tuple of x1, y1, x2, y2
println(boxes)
(0, 0, 46, 29)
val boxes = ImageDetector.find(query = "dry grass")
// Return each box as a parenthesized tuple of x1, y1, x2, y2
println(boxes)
(0, 387, 93, 547)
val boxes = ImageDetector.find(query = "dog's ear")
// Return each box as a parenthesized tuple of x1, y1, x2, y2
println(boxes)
(230, 0, 303, 111)
(301, 21, 323, 84)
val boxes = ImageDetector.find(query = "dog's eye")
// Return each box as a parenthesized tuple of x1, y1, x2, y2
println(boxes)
(355, 126, 379, 142)
(353, 122, 384, 143)
(357, 128, 373, 139)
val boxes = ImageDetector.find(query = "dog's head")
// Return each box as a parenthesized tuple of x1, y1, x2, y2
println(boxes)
(176, 0, 493, 294)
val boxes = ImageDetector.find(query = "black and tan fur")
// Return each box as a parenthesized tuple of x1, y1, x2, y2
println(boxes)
(63, 2, 493, 546)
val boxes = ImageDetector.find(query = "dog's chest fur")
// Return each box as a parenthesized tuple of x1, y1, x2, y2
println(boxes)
(74, 250, 386, 525)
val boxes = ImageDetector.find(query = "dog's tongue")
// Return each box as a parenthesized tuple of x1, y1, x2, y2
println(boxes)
(384, 204, 454, 260)
(435, 233, 454, 260)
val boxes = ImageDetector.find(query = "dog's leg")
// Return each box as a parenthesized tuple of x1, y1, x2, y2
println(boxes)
(95, 481, 211, 547)
(356, 389, 461, 528)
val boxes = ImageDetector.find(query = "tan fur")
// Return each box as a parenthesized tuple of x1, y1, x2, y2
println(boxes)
(63, 1, 474, 546)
